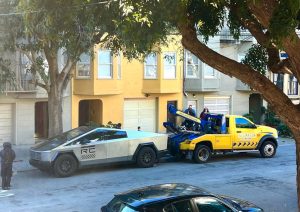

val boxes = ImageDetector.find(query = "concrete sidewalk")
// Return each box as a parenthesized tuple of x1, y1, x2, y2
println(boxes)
(10, 137, 296, 173)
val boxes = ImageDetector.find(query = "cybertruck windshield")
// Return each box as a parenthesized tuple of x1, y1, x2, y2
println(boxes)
(32, 126, 95, 151)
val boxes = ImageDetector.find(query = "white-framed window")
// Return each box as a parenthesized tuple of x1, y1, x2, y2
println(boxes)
(185, 51, 201, 78)
(272, 73, 278, 84)
(164, 52, 176, 79)
(117, 52, 122, 79)
(288, 75, 298, 95)
(203, 64, 217, 78)
(20, 53, 33, 82)
(76, 53, 90, 78)
(98, 50, 112, 79)
(144, 53, 157, 79)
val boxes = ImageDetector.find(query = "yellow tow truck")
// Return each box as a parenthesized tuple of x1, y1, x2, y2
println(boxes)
(164, 104, 278, 163)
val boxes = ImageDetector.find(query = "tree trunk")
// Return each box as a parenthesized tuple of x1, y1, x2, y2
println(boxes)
(47, 83, 63, 138)
(291, 128, 300, 211)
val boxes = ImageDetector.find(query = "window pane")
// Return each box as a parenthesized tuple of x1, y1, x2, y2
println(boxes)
(79, 53, 90, 63)
(164, 65, 176, 79)
(98, 65, 111, 78)
(77, 64, 90, 77)
(164, 52, 176, 79)
(195, 197, 233, 212)
(144, 53, 157, 79)
(145, 65, 157, 78)
(104, 130, 127, 140)
(204, 65, 215, 77)
(235, 118, 253, 128)
(186, 51, 200, 78)
(98, 50, 112, 78)
(172, 200, 192, 212)
(145, 53, 157, 65)
(164, 53, 176, 65)
(77, 53, 90, 77)
(187, 65, 199, 78)
(99, 51, 111, 64)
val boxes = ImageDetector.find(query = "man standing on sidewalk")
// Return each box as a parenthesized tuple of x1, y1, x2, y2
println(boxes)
(0, 142, 16, 190)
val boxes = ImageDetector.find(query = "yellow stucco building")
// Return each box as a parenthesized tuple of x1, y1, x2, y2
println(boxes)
(72, 37, 183, 133)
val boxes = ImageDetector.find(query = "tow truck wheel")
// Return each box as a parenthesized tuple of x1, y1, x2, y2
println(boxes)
(193, 145, 211, 163)
(136, 147, 156, 168)
(260, 141, 276, 158)
(53, 154, 78, 177)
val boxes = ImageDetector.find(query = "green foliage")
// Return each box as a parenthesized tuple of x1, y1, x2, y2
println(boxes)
(16, 0, 108, 59)
(103, 0, 179, 59)
(269, 0, 300, 45)
(227, 0, 253, 40)
(264, 107, 292, 137)
(264, 108, 281, 127)
(0, 58, 15, 92)
(241, 44, 268, 75)
(86, 121, 122, 129)
(187, 0, 225, 42)
(243, 113, 254, 122)
(276, 123, 292, 137)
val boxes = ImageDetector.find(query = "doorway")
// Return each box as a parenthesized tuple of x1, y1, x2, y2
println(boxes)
(249, 93, 263, 124)
(167, 100, 177, 131)
(79, 99, 102, 126)
(35, 101, 48, 138)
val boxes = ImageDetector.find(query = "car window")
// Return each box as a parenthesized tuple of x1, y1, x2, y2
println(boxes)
(226, 118, 229, 128)
(85, 131, 106, 141)
(235, 118, 255, 129)
(104, 130, 128, 140)
(194, 197, 233, 212)
(106, 197, 138, 212)
(163, 200, 193, 212)
(35, 126, 93, 149)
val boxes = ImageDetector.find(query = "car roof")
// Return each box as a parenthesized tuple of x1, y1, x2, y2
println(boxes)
(115, 183, 212, 208)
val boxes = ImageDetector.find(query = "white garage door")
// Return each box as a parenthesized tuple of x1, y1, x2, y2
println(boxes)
(204, 97, 230, 115)
(124, 99, 156, 132)
(0, 104, 13, 144)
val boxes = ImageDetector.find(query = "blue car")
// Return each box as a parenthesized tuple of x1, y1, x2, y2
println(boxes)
(101, 183, 263, 212)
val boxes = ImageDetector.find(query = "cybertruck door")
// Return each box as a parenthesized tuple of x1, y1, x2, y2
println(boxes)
(72, 130, 107, 166)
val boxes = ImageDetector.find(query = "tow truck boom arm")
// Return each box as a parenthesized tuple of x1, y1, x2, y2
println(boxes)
(168, 104, 201, 124)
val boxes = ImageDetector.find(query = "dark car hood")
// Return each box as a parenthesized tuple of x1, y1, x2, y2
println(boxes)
(219, 195, 263, 212)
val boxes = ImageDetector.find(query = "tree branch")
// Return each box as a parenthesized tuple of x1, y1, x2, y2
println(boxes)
(178, 22, 300, 127)
(246, 0, 300, 81)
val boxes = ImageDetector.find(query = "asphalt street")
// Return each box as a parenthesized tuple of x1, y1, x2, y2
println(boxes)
(0, 139, 297, 212)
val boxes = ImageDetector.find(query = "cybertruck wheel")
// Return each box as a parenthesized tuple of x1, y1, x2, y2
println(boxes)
(136, 147, 156, 168)
(260, 141, 276, 158)
(193, 145, 211, 163)
(53, 154, 78, 177)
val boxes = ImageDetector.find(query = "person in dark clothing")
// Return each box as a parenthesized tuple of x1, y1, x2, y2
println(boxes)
(184, 105, 196, 117)
(200, 107, 209, 120)
(0, 142, 16, 190)
(182, 105, 196, 130)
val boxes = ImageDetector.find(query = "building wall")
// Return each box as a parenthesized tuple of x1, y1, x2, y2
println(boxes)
(183, 39, 253, 117)
(15, 100, 35, 145)
(72, 36, 183, 133)
(0, 93, 72, 145)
